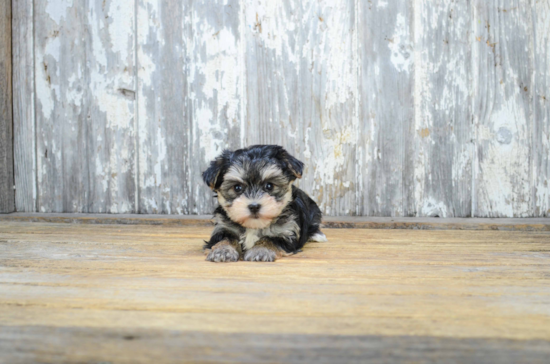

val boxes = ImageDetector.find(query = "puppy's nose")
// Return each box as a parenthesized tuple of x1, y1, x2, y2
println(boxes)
(248, 203, 261, 214)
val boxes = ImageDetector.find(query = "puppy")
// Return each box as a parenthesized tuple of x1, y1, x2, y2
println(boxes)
(202, 145, 327, 262)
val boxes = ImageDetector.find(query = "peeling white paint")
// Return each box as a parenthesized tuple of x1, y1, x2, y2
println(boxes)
(477, 102, 531, 216)
(21, 0, 549, 217)
(314, 124, 354, 186)
(389, 14, 412, 73)
(45, 0, 73, 24)
(107, 2, 134, 63)
(35, 59, 55, 119)
(323, 2, 356, 111)
(246, 1, 298, 64)
(197, 107, 224, 164)
(421, 197, 448, 217)
(192, 25, 240, 122)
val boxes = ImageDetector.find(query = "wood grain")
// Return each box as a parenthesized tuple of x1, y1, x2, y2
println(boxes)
(10, 0, 550, 217)
(0, 222, 549, 362)
(12, 0, 35, 212)
(244, 0, 358, 216)
(137, 0, 190, 214)
(187, 0, 244, 214)
(0, 0, 14, 213)
(358, 0, 415, 217)
(2, 213, 549, 231)
(534, 1, 550, 217)
(472, 0, 534, 217)
(413, 0, 472, 217)
(2, 327, 550, 364)
(34, 0, 137, 213)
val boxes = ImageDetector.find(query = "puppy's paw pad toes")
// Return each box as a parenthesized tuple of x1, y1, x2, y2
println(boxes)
(244, 248, 277, 262)
(206, 247, 239, 262)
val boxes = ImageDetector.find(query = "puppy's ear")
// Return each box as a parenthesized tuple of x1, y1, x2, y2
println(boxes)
(280, 149, 304, 180)
(202, 150, 232, 190)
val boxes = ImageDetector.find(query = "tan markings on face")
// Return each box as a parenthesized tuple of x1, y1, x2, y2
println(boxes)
(254, 194, 283, 220)
(226, 195, 254, 225)
(224, 184, 293, 229)
(241, 217, 273, 229)
(223, 165, 246, 184)
(217, 193, 230, 209)
(261, 165, 284, 181)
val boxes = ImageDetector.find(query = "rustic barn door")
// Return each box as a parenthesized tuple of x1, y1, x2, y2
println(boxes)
(10, 0, 550, 217)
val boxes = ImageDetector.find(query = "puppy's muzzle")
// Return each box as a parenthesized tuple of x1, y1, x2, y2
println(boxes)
(248, 203, 261, 216)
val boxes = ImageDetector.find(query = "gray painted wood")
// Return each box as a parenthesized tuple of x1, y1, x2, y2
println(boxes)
(34, 0, 137, 213)
(534, 1, 550, 217)
(12, 0, 35, 212)
(137, 0, 243, 214)
(358, 0, 415, 217)
(472, 0, 534, 217)
(0, 0, 14, 213)
(11, 0, 550, 217)
(2, 213, 550, 231)
(137, 0, 190, 214)
(188, 0, 244, 214)
(413, 0, 473, 217)
(244, 0, 357, 216)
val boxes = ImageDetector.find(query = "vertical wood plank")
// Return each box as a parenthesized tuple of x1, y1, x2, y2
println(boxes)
(413, 0, 473, 217)
(12, 0, 36, 212)
(188, 0, 244, 214)
(244, 0, 357, 216)
(136, 0, 190, 214)
(35, 0, 137, 213)
(533, 1, 550, 217)
(0, 0, 14, 213)
(472, 0, 534, 217)
(137, 0, 242, 215)
(358, 1, 415, 216)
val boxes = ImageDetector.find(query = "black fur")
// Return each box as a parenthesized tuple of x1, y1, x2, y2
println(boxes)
(289, 186, 323, 251)
(202, 145, 305, 191)
(203, 145, 324, 260)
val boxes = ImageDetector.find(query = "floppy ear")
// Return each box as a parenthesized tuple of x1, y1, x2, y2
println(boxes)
(202, 150, 232, 190)
(280, 150, 304, 180)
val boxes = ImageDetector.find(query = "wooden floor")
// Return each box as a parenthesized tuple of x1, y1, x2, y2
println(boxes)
(0, 221, 549, 363)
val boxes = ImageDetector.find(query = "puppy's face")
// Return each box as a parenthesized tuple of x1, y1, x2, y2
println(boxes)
(203, 145, 304, 229)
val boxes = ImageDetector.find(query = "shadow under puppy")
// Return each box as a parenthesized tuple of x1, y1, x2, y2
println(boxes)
(202, 145, 327, 262)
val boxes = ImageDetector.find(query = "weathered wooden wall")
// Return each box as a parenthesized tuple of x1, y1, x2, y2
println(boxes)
(11, 0, 550, 217)
(0, 0, 14, 213)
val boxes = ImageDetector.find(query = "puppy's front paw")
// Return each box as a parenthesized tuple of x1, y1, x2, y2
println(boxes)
(206, 245, 240, 263)
(244, 247, 277, 262)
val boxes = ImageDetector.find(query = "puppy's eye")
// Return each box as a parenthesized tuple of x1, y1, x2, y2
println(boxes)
(234, 184, 243, 193)
(264, 183, 274, 192)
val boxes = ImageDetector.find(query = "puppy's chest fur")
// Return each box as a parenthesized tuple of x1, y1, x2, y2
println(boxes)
(240, 216, 299, 250)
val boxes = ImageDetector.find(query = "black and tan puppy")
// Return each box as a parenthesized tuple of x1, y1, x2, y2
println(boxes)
(202, 145, 326, 262)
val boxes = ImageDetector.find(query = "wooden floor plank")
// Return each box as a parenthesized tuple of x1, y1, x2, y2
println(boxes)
(0, 222, 549, 362)
(2, 326, 550, 364)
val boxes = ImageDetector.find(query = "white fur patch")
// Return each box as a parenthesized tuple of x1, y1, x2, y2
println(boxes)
(241, 229, 260, 250)
(309, 233, 328, 242)
(242, 218, 272, 229)
(239, 216, 300, 250)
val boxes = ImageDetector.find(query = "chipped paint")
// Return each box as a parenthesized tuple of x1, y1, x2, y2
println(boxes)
(389, 14, 412, 73)
(15, 0, 550, 217)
